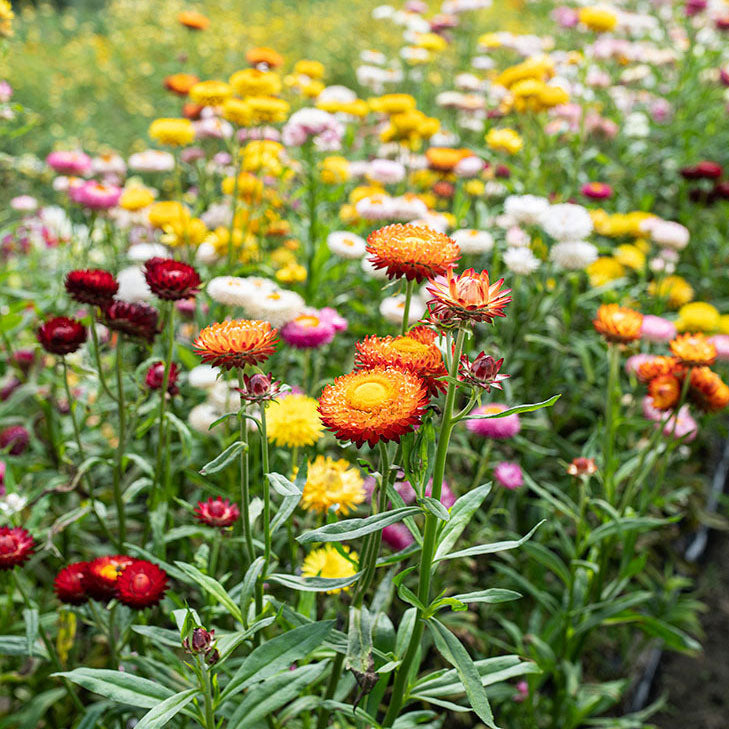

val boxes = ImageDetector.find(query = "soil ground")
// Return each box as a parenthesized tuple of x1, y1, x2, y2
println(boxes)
(652, 528, 729, 728)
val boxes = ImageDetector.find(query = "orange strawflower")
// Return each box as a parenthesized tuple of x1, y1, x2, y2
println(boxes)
(426, 268, 512, 326)
(318, 367, 429, 447)
(425, 147, 472, 172)
(366, 224, 460, 281)
(246, 46, 284, 68)
(593, 304, 643, 343)
(669, 333, 717, 367)
(178, 10, 209, 30)
(193, 320, 279, 370)
(649, 374, 681, 410)
(164, 73, 200, 96)
(688, 367, 729, 412)
(635, 355, 679, 383)
(354, 326, 447, 395)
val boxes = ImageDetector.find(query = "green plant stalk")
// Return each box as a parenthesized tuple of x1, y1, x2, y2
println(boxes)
(198, 655, 217, 729)
(382, 326, 467, 727)
(61, 359, 116, 547)
(90, 315, 117, 403)
(13, 574, 86, 714)
(152, 302, 175, 512)
(237, 372, 255, 567)
(255, 404, 272, 622)
(602, 343, 621, 505)
(112, 336, 127, 547)
(400, 278, 415, 336)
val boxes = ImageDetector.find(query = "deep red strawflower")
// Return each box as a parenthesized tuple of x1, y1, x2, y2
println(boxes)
(115, 559, 168, 609)
(195, 497, 240, 528)
(681, 161, 723, 179)
(65, 269, 119, 307)
(54, 562, 90, 605)
(236, 373, 286, 402)
(145, 361, 180, 395)
(37, 316, 87, 355)
(86, 555, 135, 600)
(1, 378, 21, 401)
(0, 527, 35, 570)
(495, 164, 510, 179)
(714, 181, 729, 200)
(143, 258, 201, 301)
(11, 349, 36, 375)
(104, 300, 159, 342)
(459, 352, 509, 392)
(0, 425, 29, 456)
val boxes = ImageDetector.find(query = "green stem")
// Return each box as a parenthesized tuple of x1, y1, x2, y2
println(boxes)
(602, 344, 621, 505)
(237, 372, 255, 566)
(113, 337, 127, 547)
(317, 652, 346, 729)
(90, 315, 117, 403)
(199, 655, 217, 729)
(255, 404, 271, 622)
(13, 574, 86, 713)
(400, 279, 415, 336)
(382, 327, 466, 727)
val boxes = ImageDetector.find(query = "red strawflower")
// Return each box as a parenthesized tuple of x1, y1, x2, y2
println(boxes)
(115, 559, 168, 609)
(0, 425, 29, 456)
(145, 361, 180, 395)
(195, 497, 240, 528)
(459, 352, 509, 392)
(37, 316, 87, 355)
(0, 527, 35, 570)
(65, 269, 119, 306)
(54, 562, 90, 604)
(104, 300, 159, 342)
(86, 555, 135, 600)
(680, 161, 723, 180)
(143, 257, 201, 301)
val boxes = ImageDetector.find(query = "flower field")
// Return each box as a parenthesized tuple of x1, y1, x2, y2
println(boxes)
(3, 0, 729, 726)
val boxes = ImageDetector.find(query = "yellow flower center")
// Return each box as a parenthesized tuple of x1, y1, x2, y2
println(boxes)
(483, 404, 504, 415)
(296, 315, 320, 329)
(99, 564, 120, 581)
(391, 337, 428, 356)
(346, 375, 393, 410)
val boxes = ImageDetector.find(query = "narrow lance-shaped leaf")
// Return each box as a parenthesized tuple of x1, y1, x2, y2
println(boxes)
(174, 562, 243, 623)
(199, 441, 246, 475)
(134, 689, 198, 729)
(297, 507, 421, 544)
(435, 520, 546, 562)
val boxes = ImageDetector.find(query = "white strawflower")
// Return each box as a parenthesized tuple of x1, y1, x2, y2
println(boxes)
(188, 365, 219, 389)
(0, 493, 28, 516)
(451, 228, 494, 254)
(505, 226, 530, 248)
(549, 241, 598, 270)
(504, 247, 541, 275)
(128, 149, 175, 173)
(201, 201, 231, 229)
(649, 220, 689, 251)
(244, 288, 306, 328)
(127, 242, 169, 261)
(327, 231, 367, 259)
(380, 294, 425, 325)
(207, 276, 278, 307)
(117, 266, 152, 302)
(189, 403, 223, 435)
(504, 195, 550, 225)
(539, 203, 593, 242)
(367, 158, 406, 185)
(209, 380, 239, 411)
(195, 241, 219, 265)
(484, 181, 508, 197)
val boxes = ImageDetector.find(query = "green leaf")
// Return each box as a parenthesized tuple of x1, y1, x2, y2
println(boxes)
(0, 635, 48, 659)
(268, 471, 304, 497)
(240, 556, 265, 617)
(173, 562, 243, 623)
(164, 411, 193, 456)
(52, 668, 174, 708)
(23, 608, 38, 659)
(134, 689, 198, 729)
(269, 467, 306, 535)
(461, 395, 560, 421)
(297, 507, 421, 544)
(584, 517, 671, 547)
(222, 620, 334, 700)
(268, 572, 361, 592)
(426, 619, 498, 728)
(435, 520, 545, 562)
(228, 662, 328, 728)
(449, 589, 522, 605)
(216, 617, 276, 664)
(199, 441, 246, 475)
(419, 497, 450, 522)
(345, 605, 374, 673)
(433, 483, 492, 562)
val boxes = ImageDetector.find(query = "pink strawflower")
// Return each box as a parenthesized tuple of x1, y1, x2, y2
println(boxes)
(280, 310, 336, 349)
(708, 335, 729, 362)
(552, 6, 579, 26)
(0, 81, 11, 103)
(466, 404, 521, 439)
(494, 461, 523, 490)
(70, 181, 122, 210)
(0, 461, 5, 496)
(640, 315, 677, 343)
(513, 681, 529, 703)
(281, 108, 344, 150)
(581, 182, 612, 199)
(46, 150, 92, 176)
(625, 353, 653, 377)
(382, 523, 414, 551)
(318, 307, 348, 332)
(663, 408, 698, 442)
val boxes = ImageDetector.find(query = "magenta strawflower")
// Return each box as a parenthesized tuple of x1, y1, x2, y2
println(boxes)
(46, 150, 92, 176)
(382, 523, 414, 551)
(70, 181, 122, 210)
(280, 311, 336, 349)
(466, 403, 521, 439)
(640, 315, 677, 343)
(494, 461, 524, 490)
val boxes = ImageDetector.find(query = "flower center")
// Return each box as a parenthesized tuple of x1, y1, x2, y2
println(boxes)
(296, 315, 320, 329)
(346, 376, 392, 411)
(132, 573, 151, 592)
(391, 337, 428, 356)
(483, 404, 505, 415)
(99, 564, 121, 581)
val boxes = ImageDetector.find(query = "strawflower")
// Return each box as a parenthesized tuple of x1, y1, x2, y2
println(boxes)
(193, 320, 279, 370)
(54, 562, 90, 605)
(0, 527, 34, 570)
(593, 304, 643, 344)
(37, 316, 87, 355)
(195, 497, 240, 528)
(116, 560, 168, 609)
(300, 456, 366, 515)
(301, 544, 358, 593)
(466, 403, 521, 439)
(266, 394, 324, 447)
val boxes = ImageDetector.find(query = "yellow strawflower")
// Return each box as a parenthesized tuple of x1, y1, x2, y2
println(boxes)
(613, 244, 645, 271)
(189, 80, 233, 107)
(120, 185, 155, 212)
(222, 98, 252, 127)
(0, 0, 13, 37)
(299, 456, 365, 515)
(247, 96, 290, 124)
(649, 275, 694, 308)
(675, 302, 720, 332)
(275, 263, 307, 284)
(148, 201, 190, 229)
(266, 394, 324, 448)
(369, 94, 417, 114)
(486, 127, 523, 154)
(302, 545, 358, 593)
(320, 156, 350, 184)
(149, 118, 195, 146)
(586, 257, 625, 287)
(579, 6, 618, 32)
(294, 59, 325, 79)
(229, 68, 282, 97)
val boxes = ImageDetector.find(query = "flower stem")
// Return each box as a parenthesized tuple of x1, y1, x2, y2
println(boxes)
(255, 404, 271, 625)
(112, 336, 127, 547)
(400, 279, 415, 336)
(382, 326, 467, 727)
(602, 343, 621, 504)
(198, 655, 217, 729)
(237, 372, 255, 567)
